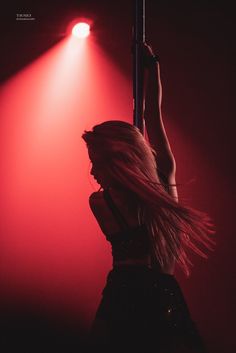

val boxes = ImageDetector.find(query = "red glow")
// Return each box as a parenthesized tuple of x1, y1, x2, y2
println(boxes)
(0, 36, 132, 329)
(72, 22, 90, 38)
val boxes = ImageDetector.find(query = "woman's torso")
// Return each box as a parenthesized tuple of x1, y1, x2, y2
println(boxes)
(89, 188, 175, 274)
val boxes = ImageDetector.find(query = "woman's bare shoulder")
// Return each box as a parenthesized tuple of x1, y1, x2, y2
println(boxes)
(89, 191, 104, 208)
(88, 191, 111, 234)
(89, 189, 140, 232)
(89, 190, 103, 199)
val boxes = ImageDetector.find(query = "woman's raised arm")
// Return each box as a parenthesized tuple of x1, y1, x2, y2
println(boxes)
(143, 43, 178, 200)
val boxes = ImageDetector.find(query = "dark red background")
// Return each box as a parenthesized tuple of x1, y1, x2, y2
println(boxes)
(1, 1, 235, 352)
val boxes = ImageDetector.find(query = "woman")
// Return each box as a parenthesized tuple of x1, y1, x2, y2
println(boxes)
(82, 44, 214, 353)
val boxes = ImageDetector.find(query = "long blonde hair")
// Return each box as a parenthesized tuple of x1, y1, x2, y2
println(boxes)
(82, 120, 215, 275)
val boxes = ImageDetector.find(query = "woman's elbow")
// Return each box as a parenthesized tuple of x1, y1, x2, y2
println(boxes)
(157, 155, 176, 179)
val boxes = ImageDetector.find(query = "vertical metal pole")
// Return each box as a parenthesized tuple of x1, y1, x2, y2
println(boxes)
(133, 0, 145, 134)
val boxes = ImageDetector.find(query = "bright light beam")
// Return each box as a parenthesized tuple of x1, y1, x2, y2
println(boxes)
(72, 22, 90, 38)
(0, 35, 132, 329)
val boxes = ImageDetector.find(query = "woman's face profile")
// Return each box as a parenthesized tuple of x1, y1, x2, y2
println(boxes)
(88, 148, 109, 188)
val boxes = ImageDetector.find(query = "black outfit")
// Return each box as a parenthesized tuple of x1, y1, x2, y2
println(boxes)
(88, 189, 206, 353)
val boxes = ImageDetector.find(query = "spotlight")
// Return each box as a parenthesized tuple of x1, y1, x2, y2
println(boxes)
(72, 22, 90, 38)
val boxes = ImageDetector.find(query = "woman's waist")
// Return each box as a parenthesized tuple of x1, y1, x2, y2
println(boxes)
(113, 256, 175, 275)
(113, 255, 151, 267)
(105, 263, 176, 290)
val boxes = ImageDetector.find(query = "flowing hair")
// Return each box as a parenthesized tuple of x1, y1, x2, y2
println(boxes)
(82, 120, 215, 276)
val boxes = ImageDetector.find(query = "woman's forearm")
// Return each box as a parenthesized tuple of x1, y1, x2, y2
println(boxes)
(144, 63, 176, 176)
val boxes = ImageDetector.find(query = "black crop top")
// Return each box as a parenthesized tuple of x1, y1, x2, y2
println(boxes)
(103, 189, 150, 261)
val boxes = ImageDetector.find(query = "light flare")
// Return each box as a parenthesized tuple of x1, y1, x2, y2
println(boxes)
(72, 22, 90, 38)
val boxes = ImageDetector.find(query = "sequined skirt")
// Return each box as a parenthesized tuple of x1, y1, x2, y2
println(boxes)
(88, 265, 206, 353)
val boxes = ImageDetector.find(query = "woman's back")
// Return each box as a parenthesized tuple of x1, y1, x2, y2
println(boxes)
(90, 189, 139, 233)
(89, 188, 175, 274)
